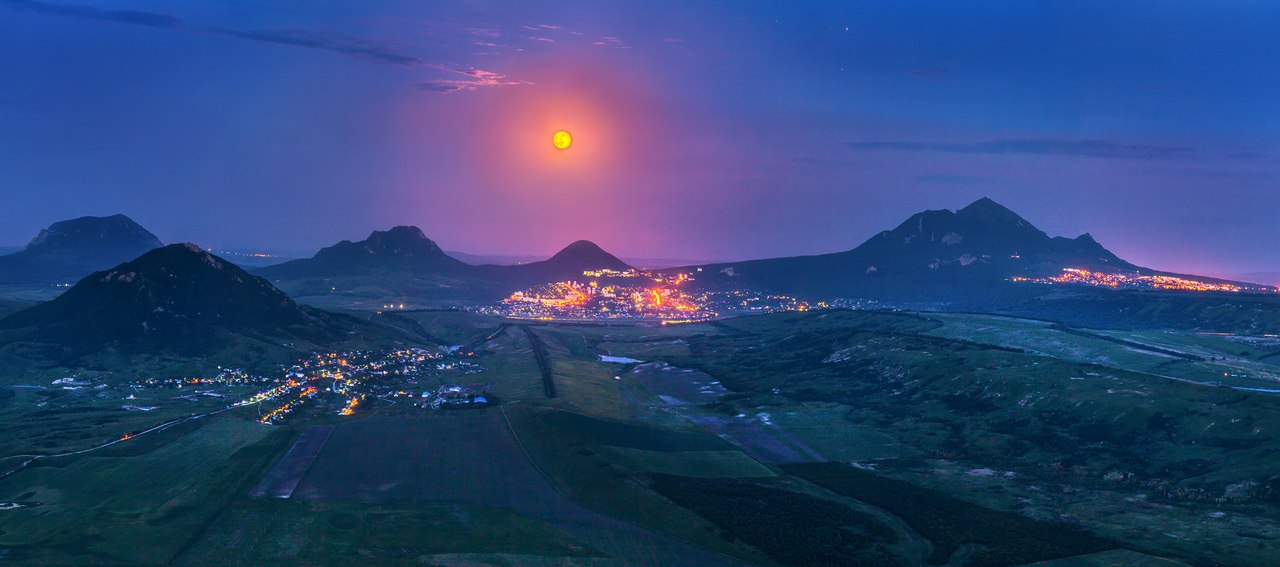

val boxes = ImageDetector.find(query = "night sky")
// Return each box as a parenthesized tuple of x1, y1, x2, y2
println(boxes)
(2, 1, 1277, 280)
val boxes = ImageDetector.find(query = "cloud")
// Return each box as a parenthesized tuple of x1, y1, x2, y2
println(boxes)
(847, 138, 1200, 160)
(416, 64, 532, 94)
(219, 28, 422, 65)
(4, 0, 181, 28)
(463, 25, 501, 39)
(414, 81, 466, 94)
(8, 0, 538, 94)
(593, 36, 629, 48)
(3, 0, 422, 65)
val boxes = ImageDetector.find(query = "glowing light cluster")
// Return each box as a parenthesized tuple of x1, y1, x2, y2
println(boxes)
(1014, 268, 1275, 293)
(338, 396, 361, 416)
(486, 269, 816, 321)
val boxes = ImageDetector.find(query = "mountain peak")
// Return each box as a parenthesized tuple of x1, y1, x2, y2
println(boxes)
(377, 225, 429, 241)
(363, 226, 440, 254)
(837, 197, 1137, 278)
(138, 242, 227, 269)
(961, 196, 1001, 210)
(25, 214, 161, 251)
(553, 239, 606, 256)
(0, 243, 323, 355)
(547, 240, 630, 270)
(0, 214, 164, 284)
(957, 197, 1027, 224)
(256, 225, 465, 278)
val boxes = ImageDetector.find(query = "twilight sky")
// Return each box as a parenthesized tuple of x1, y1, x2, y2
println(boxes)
(1, 1, 1278, 280)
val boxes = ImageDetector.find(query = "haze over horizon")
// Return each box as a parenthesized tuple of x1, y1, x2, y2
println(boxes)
(3, 1, 1278, 279)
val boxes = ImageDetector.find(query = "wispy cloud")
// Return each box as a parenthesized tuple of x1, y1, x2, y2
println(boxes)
(3, 0, 423, 65)
(4, 0, 182, 29)
(6, 0, 541, 94)
(593, 36, 629, 48)
(467, 20, 629, 52)
(848, 138, 1200, 160)
(220, 28, 422, 65)
(416, 65, 532, 94)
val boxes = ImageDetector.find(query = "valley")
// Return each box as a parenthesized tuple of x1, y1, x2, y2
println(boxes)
(6, 4, 1278, 564)
(3, 309, 1277, 565)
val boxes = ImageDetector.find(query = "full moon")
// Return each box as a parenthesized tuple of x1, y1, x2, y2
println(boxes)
(552, 130, 572, 150)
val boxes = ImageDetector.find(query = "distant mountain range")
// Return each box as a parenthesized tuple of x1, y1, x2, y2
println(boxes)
(0, 215, 163, 284)
(255, 227, 632, 303)
(0, 244, 406, 360)
(444, 250, 721, 269)
(3, 199, 1272, 311)
(1, 199, 1276, 347)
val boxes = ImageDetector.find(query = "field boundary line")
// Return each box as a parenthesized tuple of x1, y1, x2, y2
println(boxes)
(499, 406, 749, 566)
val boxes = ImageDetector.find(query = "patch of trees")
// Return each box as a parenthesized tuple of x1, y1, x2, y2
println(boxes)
(782, 462, 1113, 566)
(648, 474, 901, 566)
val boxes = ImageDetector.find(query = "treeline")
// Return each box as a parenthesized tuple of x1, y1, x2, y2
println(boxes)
(518, 325, 556, 398)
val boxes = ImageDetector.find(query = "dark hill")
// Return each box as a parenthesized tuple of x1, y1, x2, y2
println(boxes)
(487, 240, 633, 286)
(844, 197, 1132, 277)
(257, 226, 469, 279)
(0, 244, 348, 356)
(0, 214, 163, 284)
(256, 229, 632, 302)
(544, 240, 631, 270)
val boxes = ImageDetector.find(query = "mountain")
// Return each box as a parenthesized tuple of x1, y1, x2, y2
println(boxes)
(0, 214, 163, 284)
(258, 226, 469, 279)
(544, 240, 632, 271)
(257, 229, 632, 304)
(486, 240, 632, 285)
(842, 197, 1133, 277)
(683, 197, 1139, 298)
(0, 244, 353, 356)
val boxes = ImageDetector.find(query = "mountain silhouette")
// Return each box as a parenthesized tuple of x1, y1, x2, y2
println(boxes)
(256, 229, 632, 301)
(685, 197, 1138, 297)
(0, 214, 163, 284)
(481, 240, 632, 286)
(0, 243, 346, 355)
(257, 226, 469, 279)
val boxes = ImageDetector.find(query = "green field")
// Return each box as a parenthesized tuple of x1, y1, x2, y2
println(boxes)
(924, 312, 1280, 387)
(2, 308, 1278, 565)
(0, 416, 286, 564)
(178, 498, 600, 564)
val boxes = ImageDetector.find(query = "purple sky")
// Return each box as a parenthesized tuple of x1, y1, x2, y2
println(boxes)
(1, 1, 1278, 281)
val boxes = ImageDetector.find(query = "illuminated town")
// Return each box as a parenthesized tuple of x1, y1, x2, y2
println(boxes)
(111, 347, 490, 425)
(477, 268, 821, 321)
(1013, 268, 1276, 293)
